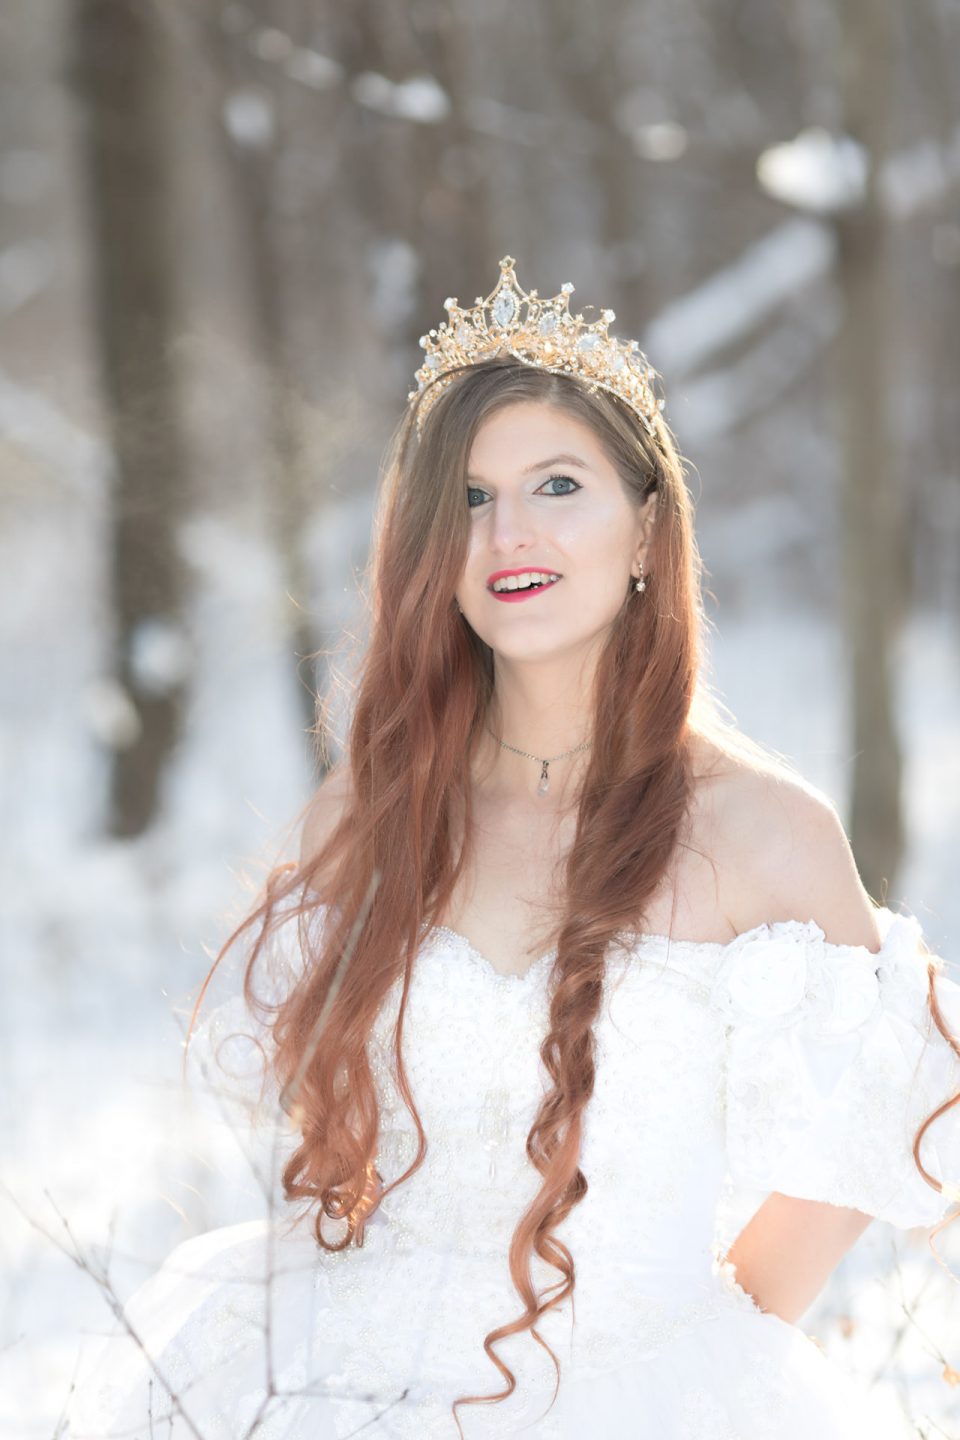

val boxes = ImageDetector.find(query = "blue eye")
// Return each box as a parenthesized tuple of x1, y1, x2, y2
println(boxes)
(540, 474, 581, 496)
(466, 474, 582, 508)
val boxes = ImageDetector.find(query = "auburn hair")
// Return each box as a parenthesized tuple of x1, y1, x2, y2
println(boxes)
(192, 358, 959, 1435)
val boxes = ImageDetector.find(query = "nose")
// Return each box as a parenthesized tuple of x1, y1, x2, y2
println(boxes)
(488, 492, 539, 555)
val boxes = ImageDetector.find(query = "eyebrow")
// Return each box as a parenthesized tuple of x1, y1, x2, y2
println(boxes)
(466, 452, 593, 482)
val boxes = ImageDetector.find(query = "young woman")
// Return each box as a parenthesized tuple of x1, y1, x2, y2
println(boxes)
(69, 256, 960, 1438)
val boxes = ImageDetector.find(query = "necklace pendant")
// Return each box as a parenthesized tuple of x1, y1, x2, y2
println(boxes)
(537, 760, 550, 796)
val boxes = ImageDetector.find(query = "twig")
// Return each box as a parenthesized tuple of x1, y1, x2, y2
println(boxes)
(1, 1180, 207, 1440)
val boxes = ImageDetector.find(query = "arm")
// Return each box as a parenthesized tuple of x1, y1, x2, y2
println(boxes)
(720, 1194, 873, 1325)
(716, 774, 884, 1324)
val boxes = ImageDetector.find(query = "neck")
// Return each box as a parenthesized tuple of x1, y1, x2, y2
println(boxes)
(477, 657, 594, 804)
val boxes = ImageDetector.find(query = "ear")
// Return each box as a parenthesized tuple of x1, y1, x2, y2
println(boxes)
(632, 490, 658, 573)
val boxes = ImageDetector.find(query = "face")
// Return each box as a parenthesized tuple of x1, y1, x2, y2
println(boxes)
(455, 401, 656, 665)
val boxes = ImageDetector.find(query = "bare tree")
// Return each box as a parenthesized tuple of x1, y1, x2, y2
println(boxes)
(69, 0, 189, 836)
(834, 0, 907, 899)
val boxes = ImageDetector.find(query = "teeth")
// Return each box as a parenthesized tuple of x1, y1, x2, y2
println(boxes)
(491, 572, 560, 592)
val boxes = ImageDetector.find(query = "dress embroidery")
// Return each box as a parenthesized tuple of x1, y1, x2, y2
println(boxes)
(66, 906, 960, 1438)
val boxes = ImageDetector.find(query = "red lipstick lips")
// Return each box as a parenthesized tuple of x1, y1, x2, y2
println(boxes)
(486, 567, 562, 604)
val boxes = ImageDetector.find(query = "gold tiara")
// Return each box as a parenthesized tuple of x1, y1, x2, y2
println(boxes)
(408, 255, 665, 436)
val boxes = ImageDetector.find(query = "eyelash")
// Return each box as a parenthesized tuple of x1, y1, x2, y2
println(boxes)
(466, 474, 582, 508)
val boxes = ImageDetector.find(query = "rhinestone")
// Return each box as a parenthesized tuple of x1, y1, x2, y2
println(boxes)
(426, 353, 442, 369)
(455, 324, 473, 345)
(610, 351, 626, 372)
(443, 297, 456, 309)
(539, 313, 559, 336)
(492, 289, 518, 327)
(577, 334, 600, 353)
(419, 336, 428, 347)
(560, 282, 574, 294)
(602, 308, 615, 323)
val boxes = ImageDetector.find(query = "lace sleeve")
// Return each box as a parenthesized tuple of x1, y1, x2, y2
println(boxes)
(711, 908, 960, 1229)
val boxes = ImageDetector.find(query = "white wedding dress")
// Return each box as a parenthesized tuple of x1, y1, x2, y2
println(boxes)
(66, 903, 960, 1439)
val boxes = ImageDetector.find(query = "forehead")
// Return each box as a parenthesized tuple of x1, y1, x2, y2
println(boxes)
(466, 402, 608, 479)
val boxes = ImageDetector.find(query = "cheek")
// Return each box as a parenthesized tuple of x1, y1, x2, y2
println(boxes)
(465, 534, 488, 587)
(560, 509, 631, 569)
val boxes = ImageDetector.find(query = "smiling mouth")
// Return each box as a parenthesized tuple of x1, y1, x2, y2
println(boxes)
(488, 577, 562, 603)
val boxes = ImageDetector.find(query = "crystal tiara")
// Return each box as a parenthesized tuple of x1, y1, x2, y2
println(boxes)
(407, 255, 665, 436)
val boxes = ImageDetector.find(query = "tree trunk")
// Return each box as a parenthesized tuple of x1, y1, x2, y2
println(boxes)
(834, 0, 907, 900)
(69, 0, 188, 836)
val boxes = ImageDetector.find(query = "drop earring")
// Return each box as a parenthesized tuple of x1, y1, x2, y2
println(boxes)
(634, 562, 647, 594)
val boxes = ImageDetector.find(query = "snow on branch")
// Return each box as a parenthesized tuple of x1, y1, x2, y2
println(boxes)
(641, 219, 835, 378)
(0, 365, 112, 499)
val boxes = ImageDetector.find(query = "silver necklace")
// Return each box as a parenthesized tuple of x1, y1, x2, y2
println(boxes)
(484, 725, 592, 796)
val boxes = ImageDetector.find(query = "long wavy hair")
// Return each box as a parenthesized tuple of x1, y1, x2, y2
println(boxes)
(192, 358, 959, 1435)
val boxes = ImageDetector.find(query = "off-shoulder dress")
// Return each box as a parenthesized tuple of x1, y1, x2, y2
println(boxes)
(66, 904, 960, 1438)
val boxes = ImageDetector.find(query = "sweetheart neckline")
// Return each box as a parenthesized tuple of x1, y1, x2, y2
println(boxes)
(420, 920, 765, 986)
(419, 909, 900, 986)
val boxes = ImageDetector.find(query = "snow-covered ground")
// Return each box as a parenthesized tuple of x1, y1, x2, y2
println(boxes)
(1, 481, 959, 1434)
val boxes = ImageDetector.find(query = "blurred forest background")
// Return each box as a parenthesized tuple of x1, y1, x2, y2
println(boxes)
(1, 0, 959, 1435)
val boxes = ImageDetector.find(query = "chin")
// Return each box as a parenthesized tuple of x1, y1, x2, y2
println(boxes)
(488, 631, 586, 663)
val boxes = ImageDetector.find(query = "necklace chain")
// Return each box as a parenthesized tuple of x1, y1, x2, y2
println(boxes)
(484, 724, 591, 796)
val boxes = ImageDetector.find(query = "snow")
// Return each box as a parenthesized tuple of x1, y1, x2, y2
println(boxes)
(351, 72, 452, 124)
(641, 218, 835, 377)
(367, 237, 420, 335)
(128, 617, 193, 697)
(82, 676, 142, 750)
(756, 127, 869, 215)
(248, 26, 295, 63)
(222, 89, 277, 150)
(0, 366, 110, 499)
(634, 116, 960, 393)
(631, 121, 689, 162)
(613, 91, 689, 161)
(284, 48, 344, 92)
(756, 122, 960, 223)
(667, 285, 839, 442)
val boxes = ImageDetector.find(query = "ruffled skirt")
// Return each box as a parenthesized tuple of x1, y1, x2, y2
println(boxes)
(65, 1217, 915, 1440)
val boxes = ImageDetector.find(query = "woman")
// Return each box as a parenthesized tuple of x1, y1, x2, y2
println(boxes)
(68, 256, 960, 1438)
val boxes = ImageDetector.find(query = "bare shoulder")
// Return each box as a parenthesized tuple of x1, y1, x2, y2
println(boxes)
(299, 762, 354, 898)
(689, 735, 882, 951)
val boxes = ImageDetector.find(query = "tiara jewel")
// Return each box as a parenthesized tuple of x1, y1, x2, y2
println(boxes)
(407, 255, 666, 436)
